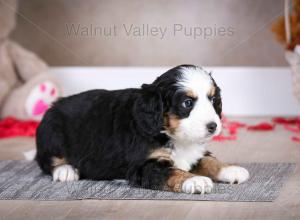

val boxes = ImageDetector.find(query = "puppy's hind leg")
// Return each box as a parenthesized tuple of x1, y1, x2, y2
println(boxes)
(36, 108, 80, 182)
(52, 163, 79, 182)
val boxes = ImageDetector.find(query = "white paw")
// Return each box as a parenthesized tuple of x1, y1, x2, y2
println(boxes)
(25, 81, 59, 120)
(182, 176, 213, 194)
(53, 165, 79, 182)
(23, 149, 36, 161)
(218, 166, 249, 184)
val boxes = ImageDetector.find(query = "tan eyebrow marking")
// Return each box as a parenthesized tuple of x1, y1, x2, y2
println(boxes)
(186, 90, 197, 98)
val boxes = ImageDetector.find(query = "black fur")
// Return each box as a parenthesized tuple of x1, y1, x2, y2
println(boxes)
(36, 64, 222, 190)
(210, 77, 222, 118)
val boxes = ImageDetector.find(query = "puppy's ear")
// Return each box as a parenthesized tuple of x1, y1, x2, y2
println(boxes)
(210, 76, 222, 119)
(133, 84, 163, 137)
(213, 85, 222, 118)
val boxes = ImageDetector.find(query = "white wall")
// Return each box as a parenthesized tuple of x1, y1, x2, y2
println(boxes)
(49, 67, 300, 116)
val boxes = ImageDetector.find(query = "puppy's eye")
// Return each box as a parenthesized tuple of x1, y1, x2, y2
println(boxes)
(210, 97, 216, 104)
(182, 99, 194, 109)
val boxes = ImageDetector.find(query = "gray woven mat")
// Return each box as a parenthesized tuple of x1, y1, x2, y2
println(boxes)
(0, 160, 295, 202)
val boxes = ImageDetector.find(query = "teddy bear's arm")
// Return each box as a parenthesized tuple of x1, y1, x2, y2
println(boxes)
(7, 40, 48, 82)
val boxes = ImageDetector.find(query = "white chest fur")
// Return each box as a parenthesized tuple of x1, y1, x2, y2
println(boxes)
(170, 142, 206, 171)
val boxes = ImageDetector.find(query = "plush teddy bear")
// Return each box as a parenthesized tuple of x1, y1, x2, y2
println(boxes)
(0, 0, 60, 121)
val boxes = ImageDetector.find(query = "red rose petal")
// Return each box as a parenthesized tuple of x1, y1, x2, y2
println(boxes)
(213, 134, 237, 142)
(0, 117, 40, 139)
(273, 117, 300, 125)
(247, 122, 275, 131)
(283, 124, 300, 133)
(292, 136, 300, 142)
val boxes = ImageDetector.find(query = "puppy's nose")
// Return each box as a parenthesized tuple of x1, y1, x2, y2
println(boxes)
(206, 122, 217, 134)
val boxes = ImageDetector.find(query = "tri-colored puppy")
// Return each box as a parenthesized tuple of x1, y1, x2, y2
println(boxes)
(36, 65, 249, 194)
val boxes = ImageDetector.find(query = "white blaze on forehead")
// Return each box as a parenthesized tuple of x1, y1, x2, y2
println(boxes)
(177, 67, 213, 96)
(169, 66, 221, 143)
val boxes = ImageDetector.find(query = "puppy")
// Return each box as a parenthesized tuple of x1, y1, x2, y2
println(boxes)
(36, 65, 249, 194)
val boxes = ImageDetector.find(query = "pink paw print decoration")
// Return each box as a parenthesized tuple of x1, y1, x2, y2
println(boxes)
(25, 82, 59, 121)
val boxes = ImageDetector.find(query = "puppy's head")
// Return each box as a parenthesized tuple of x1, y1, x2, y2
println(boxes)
(134, 65, 222, 143)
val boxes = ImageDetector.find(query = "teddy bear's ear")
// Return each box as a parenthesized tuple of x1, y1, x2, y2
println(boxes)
(132, 84, 164, 137)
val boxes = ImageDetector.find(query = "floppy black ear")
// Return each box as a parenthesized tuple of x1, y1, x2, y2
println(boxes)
(210, 75, 222, 119)
(213, 85, 222, 118)
(133, 84, 164, 137)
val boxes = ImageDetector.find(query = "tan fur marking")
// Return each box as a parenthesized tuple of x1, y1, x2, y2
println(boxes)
(148, 148, 171, 161)
(186, 90, 197, 98)
(209, 85, 216, 97)
(52, 157, 67, 167)
(164, 114, 180, 134)
(191, 156, 227, 181)
(165, 169, 195, 192)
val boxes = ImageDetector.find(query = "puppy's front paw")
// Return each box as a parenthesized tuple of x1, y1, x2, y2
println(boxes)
(53, 165, 79, 182)
(218, 166, 249, 184)
(182, 176, 213, 194)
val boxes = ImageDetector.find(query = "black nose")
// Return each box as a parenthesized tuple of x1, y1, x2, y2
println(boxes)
(206, 122, 217, 134)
